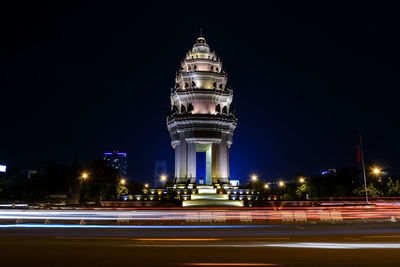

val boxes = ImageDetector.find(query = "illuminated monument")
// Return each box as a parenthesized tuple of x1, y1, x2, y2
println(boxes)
(167, 34, 238, 188)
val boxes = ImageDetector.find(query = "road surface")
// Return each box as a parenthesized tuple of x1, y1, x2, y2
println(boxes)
(1, 223, 400, 266)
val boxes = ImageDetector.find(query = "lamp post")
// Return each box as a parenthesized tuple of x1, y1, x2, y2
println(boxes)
(372, 167, 382, 183)
(160, 175, 167, 187)
(120, 179, 126, 185)
(251, 175, 258, 190)
(81, 172, 88, 180)
(298, 177, 305, 184)
(79, 172, 89, 203)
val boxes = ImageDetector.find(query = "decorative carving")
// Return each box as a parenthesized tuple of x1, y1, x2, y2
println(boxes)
(215, 104, 221, 113)
(188, 103, 194, 113)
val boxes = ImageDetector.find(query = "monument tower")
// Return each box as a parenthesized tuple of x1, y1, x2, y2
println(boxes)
(167, 34, 237, 186)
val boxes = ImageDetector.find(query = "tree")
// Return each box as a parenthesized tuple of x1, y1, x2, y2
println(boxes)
(81, 160, 120, 203)
(296, 184, 308, 199)
(116, 183, 128, 199)
(386, 177, 400, 196)
(353, 184, 381, 198)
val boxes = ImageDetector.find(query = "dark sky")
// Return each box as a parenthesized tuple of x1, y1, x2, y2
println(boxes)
(1, 2, 399, 182)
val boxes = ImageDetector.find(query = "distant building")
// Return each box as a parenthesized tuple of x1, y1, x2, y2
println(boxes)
(230, 180, 240, 187)
(104, 151, 128, 177)
(0, 164, 6, 173)
(154, 160, 167, 188)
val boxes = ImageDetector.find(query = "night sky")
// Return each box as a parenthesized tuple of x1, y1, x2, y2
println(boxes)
(2, 2, 399, 182)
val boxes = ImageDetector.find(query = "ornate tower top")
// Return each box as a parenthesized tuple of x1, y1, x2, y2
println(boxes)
(167, 35, 237, 186)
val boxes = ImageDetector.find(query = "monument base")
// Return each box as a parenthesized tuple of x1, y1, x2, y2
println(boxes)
(182, 184, 244, 207)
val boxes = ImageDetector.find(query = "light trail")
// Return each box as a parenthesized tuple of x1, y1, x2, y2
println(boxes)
(183, 263, 278, 266)
(0, 206, 400, 223)
(126, 243, 400, 249)
(133, 238, 221, 241)
(0, 224, 270, 229)
(265, 242, 400, 249)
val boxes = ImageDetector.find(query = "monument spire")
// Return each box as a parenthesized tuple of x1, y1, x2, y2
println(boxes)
(167, 33, 237, 186)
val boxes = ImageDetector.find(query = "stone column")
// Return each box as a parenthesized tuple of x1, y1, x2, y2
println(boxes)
(218, 134, 229, 184)
(174, 144, 180, 180)
(178, 133, 188, 183)
(205, 144, 212, 185)
(187, 142, 197, 184)
(212, 143, 219, 183)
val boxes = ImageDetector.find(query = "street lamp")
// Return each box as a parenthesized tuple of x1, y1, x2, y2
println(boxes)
(81, 172, 89, 180)
(264, 183, 269, 189)
(160, 175, 167, 187)
(120, 179, 126, 185)
(372, 167, 382, 182)
(278, 181, 285, 187)
(299, 177, 305, 183)
(251, 175, 258, 182)
(372, 168, 381, 175)
(144, 183, 149, 188)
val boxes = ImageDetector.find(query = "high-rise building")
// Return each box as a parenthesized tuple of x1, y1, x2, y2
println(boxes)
(104, 151, 128, 177)
(167, 35, 237, 185)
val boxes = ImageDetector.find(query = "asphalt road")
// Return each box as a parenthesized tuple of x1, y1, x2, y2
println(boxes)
(1, 223, 400, 266)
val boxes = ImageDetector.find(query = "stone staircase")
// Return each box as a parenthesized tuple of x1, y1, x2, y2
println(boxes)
(182, 184, 244, 207)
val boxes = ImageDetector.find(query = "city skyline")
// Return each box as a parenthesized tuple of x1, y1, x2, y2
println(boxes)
(2, 2, 399, 181)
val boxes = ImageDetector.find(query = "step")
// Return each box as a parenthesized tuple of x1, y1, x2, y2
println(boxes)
(196, 185, 214, 189)
(191, 194, 229, 200)
(182, 199, 244, 207)
(197, 188, 217, 194)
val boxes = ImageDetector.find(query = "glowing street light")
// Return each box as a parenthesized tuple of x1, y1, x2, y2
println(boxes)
(372, 167, 383, 183)
(299, 177, 305, 183)
(144, 183, 149, 188)
(251, 175, 258, 182)
(372, 168, 381, 175)
(160, 174, 167, 187)
(264, 184, 269, 189)
(81, 172, 89, 180)
(278, 181, 285, 187)
(120, 179, 126, 185)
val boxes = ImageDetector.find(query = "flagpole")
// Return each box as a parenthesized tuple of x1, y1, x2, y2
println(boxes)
(359, 128, 369, 204)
